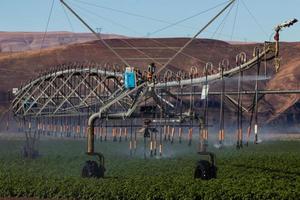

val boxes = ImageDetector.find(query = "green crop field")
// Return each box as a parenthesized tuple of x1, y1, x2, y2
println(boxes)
(0, 137, 299, 200)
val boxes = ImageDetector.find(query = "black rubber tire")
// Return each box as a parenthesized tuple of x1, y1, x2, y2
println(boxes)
(194, 160, 216, 180)
(81, 160, 105, 178)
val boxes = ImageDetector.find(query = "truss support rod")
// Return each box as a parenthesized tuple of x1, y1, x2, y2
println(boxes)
(49, 80, 82, 112)
(225, 94, 249, 113)
(52, 74, 90, 114)
(14, 68, 122, 97)
(13, 78, 47, 113)
(21, 74, 60, 115)
(12, 81, 38, 110)
(63, 77, 89, 106)
(35, 72, 76, 115)
(79, 75, 105, 104)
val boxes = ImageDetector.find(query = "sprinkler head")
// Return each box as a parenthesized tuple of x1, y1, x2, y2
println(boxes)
(275, 18, 298, 32)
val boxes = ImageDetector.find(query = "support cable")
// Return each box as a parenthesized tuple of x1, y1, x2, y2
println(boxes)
(155, 0, 236, 76)
(61, 3, 75, 32)
(40, 0, 55, 53)
(69, 1, 205, 66)
(148, 0, 230, 36)
(206, 0, 235, 63)
(240, 0, 268, 38)
(73, 0, 249, 41)
(230, 0, 239, 40)
(73, 0, 181, 26)
(60, 0, 130, 67)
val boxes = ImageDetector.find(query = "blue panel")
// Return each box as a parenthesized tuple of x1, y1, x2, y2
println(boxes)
(124, 71, 136, 89)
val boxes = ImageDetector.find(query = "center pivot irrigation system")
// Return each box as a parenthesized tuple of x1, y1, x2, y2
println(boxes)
(11, 0, 298, 179)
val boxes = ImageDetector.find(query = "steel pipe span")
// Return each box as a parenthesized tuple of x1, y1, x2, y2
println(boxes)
(14, 67, 123, 97)
(14, 42, 275, 99)
(11, 42, 276, 118)
(154, 45, 272, 88)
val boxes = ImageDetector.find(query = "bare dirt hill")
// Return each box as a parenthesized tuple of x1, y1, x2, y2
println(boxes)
(0, 31, 125, 52)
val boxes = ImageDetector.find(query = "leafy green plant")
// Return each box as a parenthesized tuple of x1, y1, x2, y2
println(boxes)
(0, 139, 299, 199)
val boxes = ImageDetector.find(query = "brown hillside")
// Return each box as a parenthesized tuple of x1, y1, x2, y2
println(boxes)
(0, 31, 125, 52)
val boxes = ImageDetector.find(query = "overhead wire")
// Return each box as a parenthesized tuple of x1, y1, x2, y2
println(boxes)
(39, 0, 55, 53)
(62, 0, 264, 69)
(204, 0, 236, 64)
(155, 0, 236, 75)
(0, 0, 234, 79)
(67, 1, 209, 66)
(69, 2, 163, 66)
(61, 0, 131, 67)
(0, 1, 76, 76)
(61, 2, 78, 40)
(61, 4, 117, 65)
(230, 0, 239, 41)
(73, 0, 223, 36)
(61, 3, 75, 32)
(72, 0, 256, 42)
(70, 2, 165, 67)
(0, 0, 59, 127)
(72, 0, 174, 25)
(69, 1, 207, 65)
(70, 0, 251, 65)
(148, 0, 230, 36)
(2, 0, 261, 79)
(71, 2, 140, 36)
(240, 0, 269, 39)
(211, 3, 235, 40)
(60, 3, 79, 45)
(2, 1, 235, 79)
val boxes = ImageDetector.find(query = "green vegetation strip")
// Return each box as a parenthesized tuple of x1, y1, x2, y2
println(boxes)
(0, 139, 299, 199)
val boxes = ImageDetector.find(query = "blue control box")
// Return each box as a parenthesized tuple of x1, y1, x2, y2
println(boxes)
(124, 67, 136, 89)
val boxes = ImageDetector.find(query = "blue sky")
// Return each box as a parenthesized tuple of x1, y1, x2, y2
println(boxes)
(0, 0, 299, 42)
